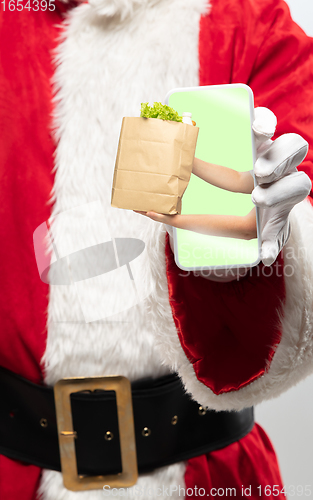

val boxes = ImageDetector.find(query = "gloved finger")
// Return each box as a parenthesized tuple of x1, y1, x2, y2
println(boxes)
(252, 171, 310, 266)
(262, 240, 279, 267)
(255, 138, 273, 159)
(253, 107, 277, 146)
(251, 171, 311, 208)
(254, 133, 309, 185)
(261, 233, 289, 267)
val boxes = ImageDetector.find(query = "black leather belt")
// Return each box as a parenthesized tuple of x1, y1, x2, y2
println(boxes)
(0, 366, 254, 489)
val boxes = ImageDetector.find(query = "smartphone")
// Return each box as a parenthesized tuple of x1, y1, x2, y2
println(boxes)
(164, 84, 260, 271)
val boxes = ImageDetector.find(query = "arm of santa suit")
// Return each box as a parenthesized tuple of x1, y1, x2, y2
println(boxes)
(145, 0, 313, 411)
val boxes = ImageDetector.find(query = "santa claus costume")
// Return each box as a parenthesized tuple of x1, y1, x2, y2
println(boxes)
(0, 0, 313, 499)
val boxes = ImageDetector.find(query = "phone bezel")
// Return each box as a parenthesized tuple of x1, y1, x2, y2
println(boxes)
(164, 83, 261, 272)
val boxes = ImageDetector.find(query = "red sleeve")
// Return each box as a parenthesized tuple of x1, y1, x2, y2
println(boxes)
(199, 0, 313, 195)
(163, 0, 313, 399)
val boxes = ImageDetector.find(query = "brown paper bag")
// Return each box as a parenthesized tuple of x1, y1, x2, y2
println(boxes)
(111, 117, 199, 214)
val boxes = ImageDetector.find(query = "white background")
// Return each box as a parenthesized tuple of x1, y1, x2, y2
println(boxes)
(283, 0, 313, 37)
(255, 0, 313, 492)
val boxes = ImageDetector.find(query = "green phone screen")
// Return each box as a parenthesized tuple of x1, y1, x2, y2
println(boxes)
(167, 85, 260, 270)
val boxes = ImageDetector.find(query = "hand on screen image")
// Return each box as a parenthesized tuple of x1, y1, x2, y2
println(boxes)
(135, 108, 311, 266)
(136, 157, 257, 240)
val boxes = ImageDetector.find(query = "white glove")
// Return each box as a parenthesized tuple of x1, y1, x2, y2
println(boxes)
(251, 107, 311, 266)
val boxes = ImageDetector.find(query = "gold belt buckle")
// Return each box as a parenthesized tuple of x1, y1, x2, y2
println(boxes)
(54, 375, 138, 492)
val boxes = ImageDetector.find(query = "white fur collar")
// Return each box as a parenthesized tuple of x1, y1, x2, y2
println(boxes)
(88, 0, 162, 20)
(59, 0, 172, 21)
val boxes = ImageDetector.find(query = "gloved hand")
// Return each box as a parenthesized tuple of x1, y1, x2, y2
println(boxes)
(251, 107, 311, 266)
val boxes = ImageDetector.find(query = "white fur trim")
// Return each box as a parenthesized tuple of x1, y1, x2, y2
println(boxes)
(148, 199, 313, 411)
(39, 463, 187, 499)
(88, 0, 162, 21)
(58, 0, 170, 19)
(41, 0, 209, 498)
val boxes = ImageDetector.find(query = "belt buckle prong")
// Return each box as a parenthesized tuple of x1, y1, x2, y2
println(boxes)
(54, 375, 138, 492)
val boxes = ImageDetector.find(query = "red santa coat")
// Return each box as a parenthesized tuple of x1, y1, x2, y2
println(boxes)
(0, 0, 313, 499)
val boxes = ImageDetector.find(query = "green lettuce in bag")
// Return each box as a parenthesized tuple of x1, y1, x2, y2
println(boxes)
(140, 102, 183, 122)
